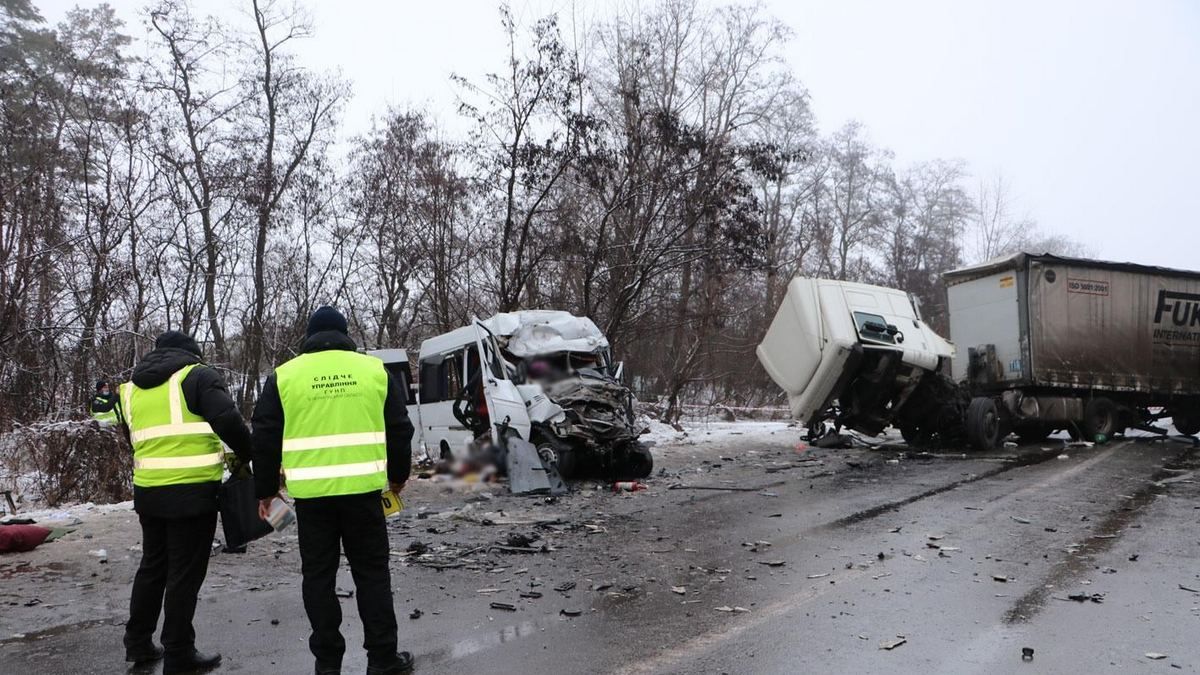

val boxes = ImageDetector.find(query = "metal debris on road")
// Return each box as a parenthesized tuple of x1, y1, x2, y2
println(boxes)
(992, 575, 1009, 582)
(1063, 592, 1105, 603)
(714, 606, 749, 613)
(1011, 516, 1032, 524)
(559, 609, 581, 617)
(490, 602, 517, 612)
(554, 581, 577, 593)
(758, 560, 786, 567)
(1146, 653, 1168, 660)
(671, 586, 687, 595)
(807, 573, 829, 579)
(335, 589, 354, 598)
(1022, 647, 1034, 661)
(879, 637, 907, 650)
(409, 609, 423, 620)
(1178, 584, 1200, 594)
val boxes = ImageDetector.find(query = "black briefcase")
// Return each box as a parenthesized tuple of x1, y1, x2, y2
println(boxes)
(218, 471, 272, 552)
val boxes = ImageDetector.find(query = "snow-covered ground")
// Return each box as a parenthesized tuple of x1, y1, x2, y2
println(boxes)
(640, 418, 795, 456)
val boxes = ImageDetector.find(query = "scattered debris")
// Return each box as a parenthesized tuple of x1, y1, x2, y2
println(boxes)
(554, 582, 577, 593)
(668, 484, 759, 492)
(1129, 554, 1139, 562)
(758, 560, 786, 567)
(1146, 653, 1168, 660)
(519, 591, 543, 600)
(671, 586, 687, 595)
(1010, 516, 1032, 525)
(807, 573, 829, 579)
(1063, 592, 1105, 604)
(613, 481, 646, 492)
(335, 589, 354, 598)
(559, 609, 582, 617)
(490, 602, 517, 612)
(993, 575, 1009, 583)
(1022, 647, 1035, 661)
(409, 609, 423, 620)
(1179, 584, 1200, 594)
(879, 637, 907, 650)
(714, 606, 749, 613)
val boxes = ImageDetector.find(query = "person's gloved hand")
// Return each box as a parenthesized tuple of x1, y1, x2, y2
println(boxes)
(225, 456, 253, 480)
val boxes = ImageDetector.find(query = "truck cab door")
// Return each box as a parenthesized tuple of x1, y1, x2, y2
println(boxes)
(473, 322, 532, 443)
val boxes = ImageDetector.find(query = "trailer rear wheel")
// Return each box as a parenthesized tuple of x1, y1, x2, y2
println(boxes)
(1082, 397, 1119, 441)
(966, 397, 1003, 451)
(1172, 409, 1200, 436)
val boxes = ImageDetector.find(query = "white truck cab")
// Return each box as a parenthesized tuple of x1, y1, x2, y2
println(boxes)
(758, 278, 956, 439)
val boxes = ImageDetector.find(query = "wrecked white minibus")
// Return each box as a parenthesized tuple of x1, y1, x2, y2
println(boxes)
(368, 311, 652, 479)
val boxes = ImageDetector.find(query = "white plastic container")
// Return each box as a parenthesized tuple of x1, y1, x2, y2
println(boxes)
(266, 497, 295, 532)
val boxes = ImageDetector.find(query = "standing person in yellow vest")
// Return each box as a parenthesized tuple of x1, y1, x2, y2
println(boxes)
(116, 331, 253, 674)
(90, 379, 118, 423)
(251, 307, 415, 675)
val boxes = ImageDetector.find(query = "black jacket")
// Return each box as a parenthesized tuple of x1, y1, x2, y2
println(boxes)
(119, 339, 253, 518)
(91, 393, 116, 414)
(251, 330, 414, 499)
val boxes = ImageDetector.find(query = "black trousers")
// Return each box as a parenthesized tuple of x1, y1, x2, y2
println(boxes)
(124, 511, 218, 656)
(295, 491, 398, 668)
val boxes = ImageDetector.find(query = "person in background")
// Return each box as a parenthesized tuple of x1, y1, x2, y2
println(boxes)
(252, 306, 415, 675)
(90, 379, 118, 424)
(116, 331, 253, 674)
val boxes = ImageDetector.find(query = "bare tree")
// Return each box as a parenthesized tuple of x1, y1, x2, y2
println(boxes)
(238, 0, 345, 406)
(145, 0, 244, 361)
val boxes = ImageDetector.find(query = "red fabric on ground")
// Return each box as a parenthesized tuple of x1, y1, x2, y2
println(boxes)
(0, 524, 52, 553)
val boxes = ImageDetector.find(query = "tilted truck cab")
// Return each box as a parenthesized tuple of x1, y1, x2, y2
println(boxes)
(757, 278, 960, 442)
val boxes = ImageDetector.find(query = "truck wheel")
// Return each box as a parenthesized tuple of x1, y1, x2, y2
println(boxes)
(1172, 409, 1200, 436)
(1082, 398, 1118, 441)
(966, 397, 1003, 451)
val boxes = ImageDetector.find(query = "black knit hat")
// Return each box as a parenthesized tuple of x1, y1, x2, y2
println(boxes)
(155, 330, 203, 357)
(95, 380, 108, 391)
(306, 306, 348, 338)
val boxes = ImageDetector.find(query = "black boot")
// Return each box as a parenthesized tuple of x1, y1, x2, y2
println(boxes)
(124, 644, 164, 664)
(366, 652, 413, 675)
(163, 649, 222, 674)
(315, 663, 342, 675)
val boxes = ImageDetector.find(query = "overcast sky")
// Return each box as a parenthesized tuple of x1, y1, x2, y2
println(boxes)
(38, 0, 1200, 270)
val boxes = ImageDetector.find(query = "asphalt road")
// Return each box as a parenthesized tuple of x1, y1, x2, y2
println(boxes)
(3, 428, 1199, 674)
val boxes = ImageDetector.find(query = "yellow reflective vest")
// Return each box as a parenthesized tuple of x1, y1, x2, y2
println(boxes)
(276, 350, 389, 499)
(119, 364, 224, 487)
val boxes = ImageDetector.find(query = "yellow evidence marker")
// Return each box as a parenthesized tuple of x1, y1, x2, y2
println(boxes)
(381, 490, 404, 518)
